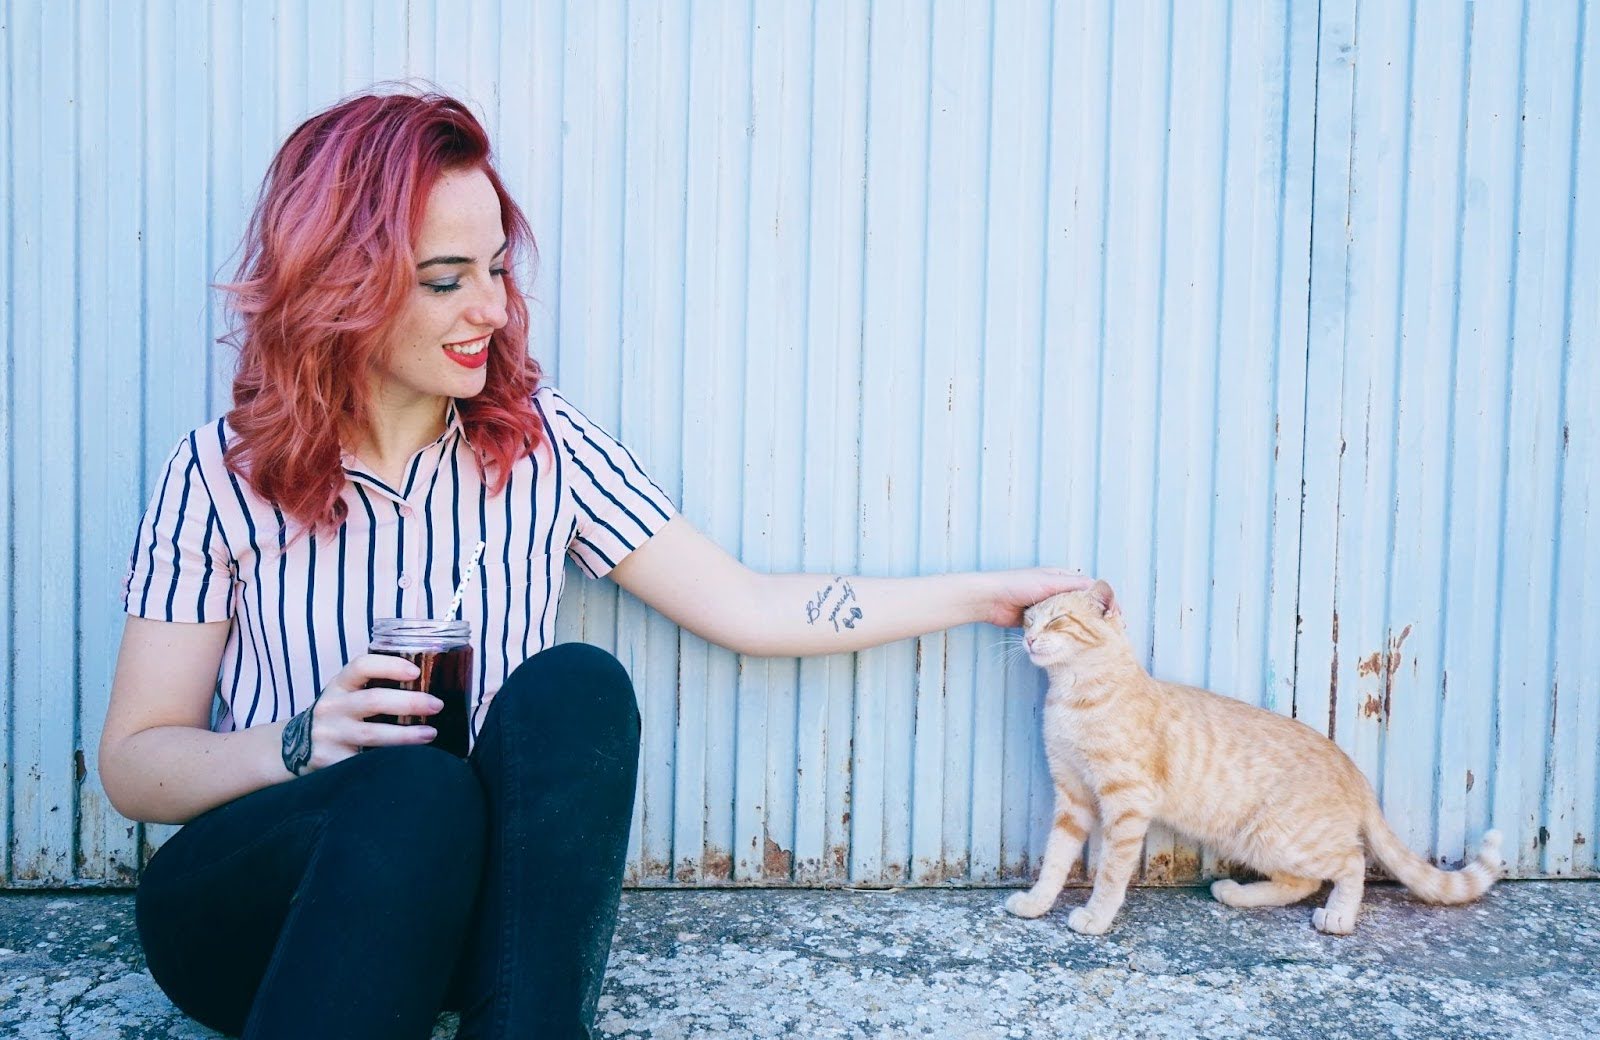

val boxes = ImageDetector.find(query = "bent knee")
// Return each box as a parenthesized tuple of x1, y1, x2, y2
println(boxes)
(499, 643, 640, 735)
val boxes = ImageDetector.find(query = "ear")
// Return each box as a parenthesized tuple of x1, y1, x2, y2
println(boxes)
(1091, 579, 1120, 619)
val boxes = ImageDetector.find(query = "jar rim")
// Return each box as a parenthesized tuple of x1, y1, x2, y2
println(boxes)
(371, 617, 471, 639)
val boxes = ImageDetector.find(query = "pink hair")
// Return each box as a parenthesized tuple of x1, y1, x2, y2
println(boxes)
(220, 90, 543, 531)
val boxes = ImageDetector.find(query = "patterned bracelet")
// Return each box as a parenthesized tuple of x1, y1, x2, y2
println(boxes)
(281, 707, 314, 776)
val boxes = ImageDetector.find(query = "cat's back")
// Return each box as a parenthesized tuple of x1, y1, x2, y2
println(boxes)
(1156, 679, 1367, 782)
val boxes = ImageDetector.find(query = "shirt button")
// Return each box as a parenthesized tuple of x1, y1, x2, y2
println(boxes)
(398, 575, 413, 589)
(399, 506, 414, 519)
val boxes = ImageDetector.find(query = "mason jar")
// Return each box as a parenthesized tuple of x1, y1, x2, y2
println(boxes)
(364, 617, 474, 758)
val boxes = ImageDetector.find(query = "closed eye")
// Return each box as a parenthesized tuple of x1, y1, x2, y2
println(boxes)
(424, 268, 508, 294)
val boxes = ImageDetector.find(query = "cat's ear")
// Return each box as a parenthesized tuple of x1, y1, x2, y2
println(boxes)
(1091, 579, 1120, 619)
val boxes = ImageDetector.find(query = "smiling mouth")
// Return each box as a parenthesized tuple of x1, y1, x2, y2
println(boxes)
(442, 336, 491, 370)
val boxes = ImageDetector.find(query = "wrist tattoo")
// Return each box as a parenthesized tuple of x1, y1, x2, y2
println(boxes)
(804, 576, 864, 633)
(282, 708, 314, 776)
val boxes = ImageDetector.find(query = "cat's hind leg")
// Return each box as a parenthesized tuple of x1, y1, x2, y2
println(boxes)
(1311, 857, 1365, 934)
(1210, 875, 1320, 908)
(1005, 774, 1094, 919)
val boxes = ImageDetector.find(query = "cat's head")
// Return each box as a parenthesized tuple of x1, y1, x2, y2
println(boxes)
(1021, 580, 1125, 667)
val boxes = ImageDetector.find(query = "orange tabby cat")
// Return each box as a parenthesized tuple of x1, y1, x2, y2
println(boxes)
(1003, 582, 1502, 935)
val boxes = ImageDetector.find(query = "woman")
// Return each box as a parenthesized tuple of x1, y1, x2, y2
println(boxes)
(100, 90, 1097, 1040)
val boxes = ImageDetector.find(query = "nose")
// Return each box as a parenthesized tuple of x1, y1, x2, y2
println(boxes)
(465, 277, 509, 331)
(1023, 635, 1035, 651)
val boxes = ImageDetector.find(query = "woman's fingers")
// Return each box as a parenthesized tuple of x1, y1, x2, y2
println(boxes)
(349, 720, 439, 748)
(337, 687, 444, 719)
(326, 652, 422, 693)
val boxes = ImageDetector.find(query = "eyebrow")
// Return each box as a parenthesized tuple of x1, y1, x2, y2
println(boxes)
(416, 239, 509, 270)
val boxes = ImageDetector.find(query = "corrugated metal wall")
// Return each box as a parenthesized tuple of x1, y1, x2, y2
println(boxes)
(3, 1, 1595, 888)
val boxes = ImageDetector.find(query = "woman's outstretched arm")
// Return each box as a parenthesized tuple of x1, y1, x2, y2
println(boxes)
(609, 515, 1096, 658)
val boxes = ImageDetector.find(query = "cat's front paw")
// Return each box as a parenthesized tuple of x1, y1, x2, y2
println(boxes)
(1066, 907, 1112, 935)
(1004, 891, 1054, 919)
(1311, 907, 1356, 935)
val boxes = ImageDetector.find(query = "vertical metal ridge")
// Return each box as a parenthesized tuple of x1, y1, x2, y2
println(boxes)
(1484, 0, 1532, 852)
(69, 0, 86, 882)
(0, 0, 17, 884)
(1428, 1, 1476, 859)
(1091, 1, 1115, 579)
(968, 0, 1000, 881)
(1538, 0, 1590, 874)
(1202, 0, 1236, 694)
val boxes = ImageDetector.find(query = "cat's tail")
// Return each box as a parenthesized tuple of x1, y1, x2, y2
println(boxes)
(1362, 811, 1503, 904)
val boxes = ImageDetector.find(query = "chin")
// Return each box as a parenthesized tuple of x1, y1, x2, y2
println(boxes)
(442, 369, 489, 397)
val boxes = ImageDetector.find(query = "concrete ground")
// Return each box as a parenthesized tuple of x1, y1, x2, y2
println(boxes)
(1, 882, 1596, 1039)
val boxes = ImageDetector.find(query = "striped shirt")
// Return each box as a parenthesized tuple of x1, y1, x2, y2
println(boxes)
(122, 386, 676, 741)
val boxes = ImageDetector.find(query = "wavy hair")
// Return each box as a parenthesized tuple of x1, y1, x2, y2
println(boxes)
(220, 89, 543, 532)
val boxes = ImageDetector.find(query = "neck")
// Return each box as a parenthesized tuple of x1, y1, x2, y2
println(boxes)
(351, 384, 450, 471)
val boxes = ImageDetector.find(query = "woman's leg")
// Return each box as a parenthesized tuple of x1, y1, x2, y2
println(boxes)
(136, 745, 487, 1039)
(451, 642, 642, 1040)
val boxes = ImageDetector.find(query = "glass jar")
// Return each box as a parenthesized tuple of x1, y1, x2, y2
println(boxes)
(364, 618, 474, 758)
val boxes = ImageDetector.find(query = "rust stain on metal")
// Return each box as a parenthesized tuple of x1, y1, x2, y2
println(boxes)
(762, 833, 793, 878)
(1466, 769, 1475, 792)
(1327, 610, 1340, 739)
(916, 854, 970, 883)
(1380, 624, 1412, 721)
(1575, 834, 1587, 846)
(702, 847, 733, 881)
(73, 749, 87, 785)
(1141, 848, 1202, 885)
(830, 843, 848, 873)
(1353, 624, 1413, 722)
(674, 857, 699, 884)
(631, 855, 674, 883)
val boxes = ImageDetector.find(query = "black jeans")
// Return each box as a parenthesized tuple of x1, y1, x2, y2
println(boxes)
(135, 643, 641, 1040)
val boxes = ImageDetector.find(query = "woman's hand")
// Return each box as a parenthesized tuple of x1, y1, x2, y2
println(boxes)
(281, 654, 444, 776)
(976, 568, 1106, 628)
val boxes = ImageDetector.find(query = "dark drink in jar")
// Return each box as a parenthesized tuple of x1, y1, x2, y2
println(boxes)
(364, 618, 473, 758)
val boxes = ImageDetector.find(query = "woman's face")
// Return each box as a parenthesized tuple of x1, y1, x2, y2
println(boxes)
(372, 166, 510, 406)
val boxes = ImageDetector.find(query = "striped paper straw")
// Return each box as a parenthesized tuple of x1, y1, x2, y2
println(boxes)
(445, 540, 487, 620)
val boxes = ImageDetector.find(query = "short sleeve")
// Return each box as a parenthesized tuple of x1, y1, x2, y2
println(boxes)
(122, 435, 236, 623)
(540, 388, 678, 578)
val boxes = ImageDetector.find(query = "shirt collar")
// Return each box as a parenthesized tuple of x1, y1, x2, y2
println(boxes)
(443, 398, 470, 446)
